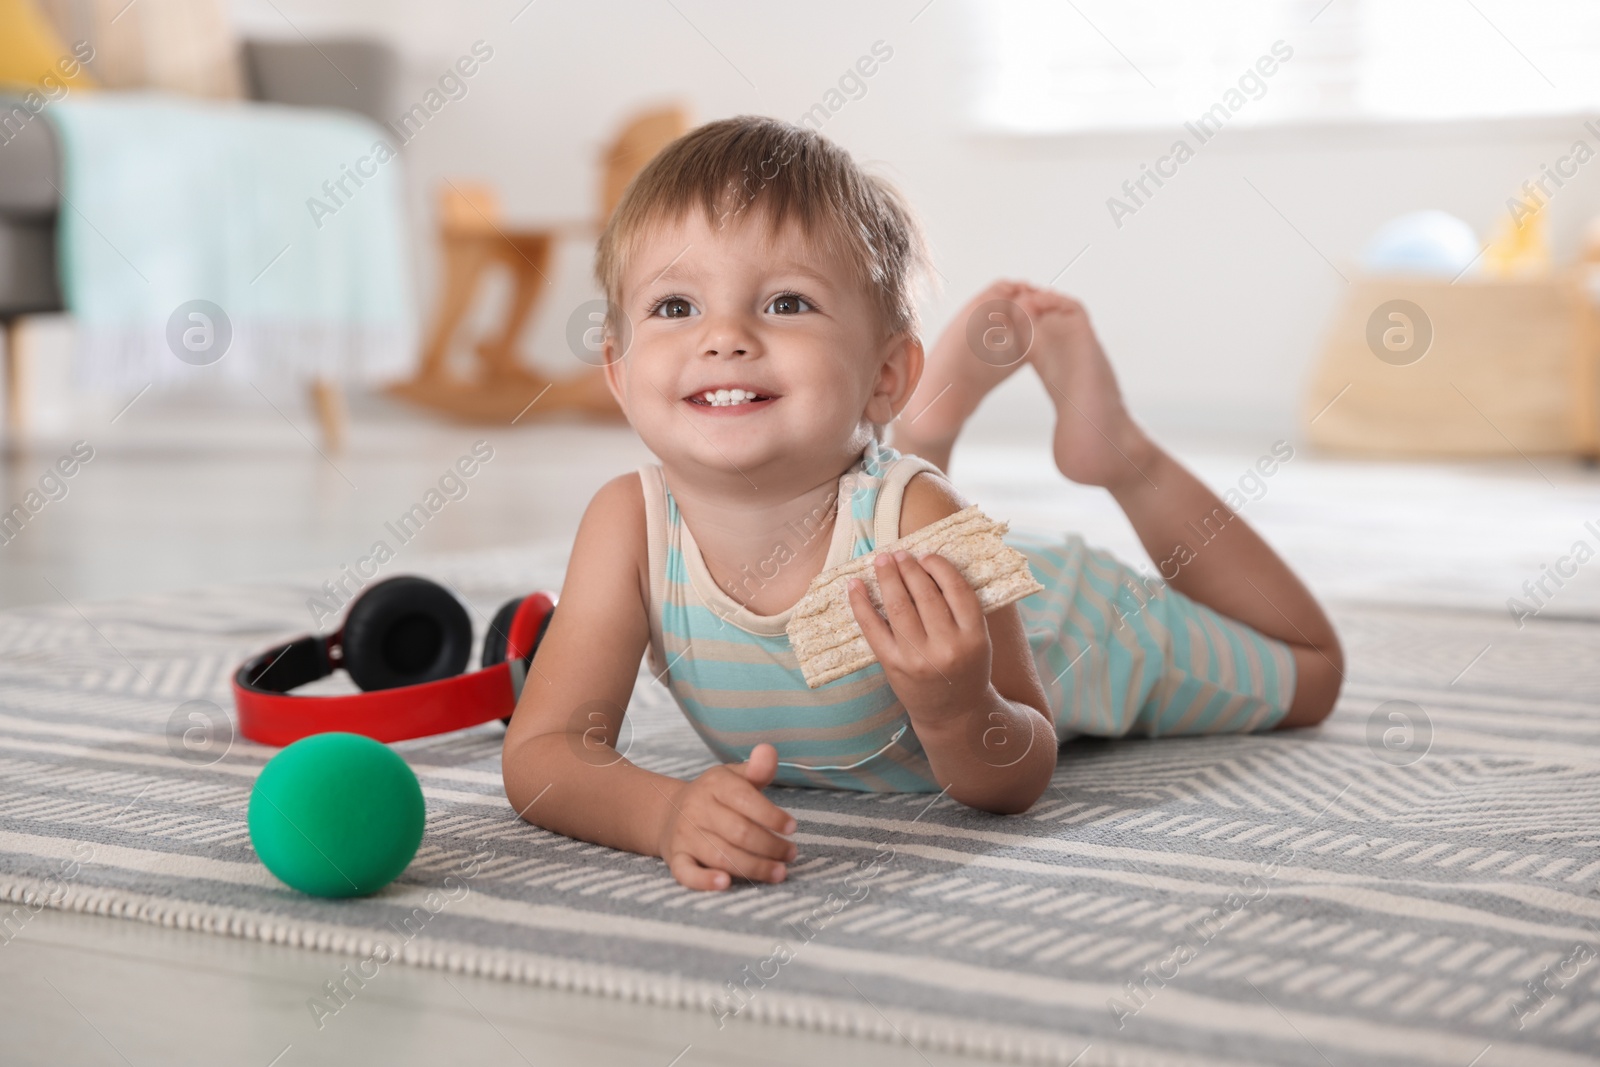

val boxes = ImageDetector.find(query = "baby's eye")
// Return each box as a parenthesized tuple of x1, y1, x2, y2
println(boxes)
(650, 296, 695, 318)
(767, 292, 814, 315)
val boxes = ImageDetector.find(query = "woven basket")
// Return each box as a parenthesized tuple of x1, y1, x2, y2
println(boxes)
(1302, 274, 1600, 458)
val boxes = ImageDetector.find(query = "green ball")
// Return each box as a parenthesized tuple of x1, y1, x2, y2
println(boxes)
(248, 733, 424, 898)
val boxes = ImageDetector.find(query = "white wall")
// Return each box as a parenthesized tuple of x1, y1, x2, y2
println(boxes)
(230, 0, 1600, 446)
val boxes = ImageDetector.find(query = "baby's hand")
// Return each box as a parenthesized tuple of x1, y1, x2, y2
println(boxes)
(656, 743, 797, 891)
(847, 551, 993, 728)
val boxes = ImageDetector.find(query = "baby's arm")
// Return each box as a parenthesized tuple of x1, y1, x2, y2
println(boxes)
(501, 474, 796, 890)
(846, 472, 1058, 814)
(1023, 289, 1343, 728)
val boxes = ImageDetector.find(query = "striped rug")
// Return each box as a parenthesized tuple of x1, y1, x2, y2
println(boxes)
(1, 542, 1597, 1066)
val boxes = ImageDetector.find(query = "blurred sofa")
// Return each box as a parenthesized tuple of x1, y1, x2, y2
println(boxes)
(1, 37, 398, 317)
(0, 36, 401, 449)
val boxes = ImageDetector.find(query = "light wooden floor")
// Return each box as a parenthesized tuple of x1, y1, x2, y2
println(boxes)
(5, 909, 993, 1066)
(1, 383, 1593, 1065)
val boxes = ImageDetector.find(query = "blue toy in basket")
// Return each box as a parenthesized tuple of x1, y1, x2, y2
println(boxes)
(1361, 210, 1480, 278)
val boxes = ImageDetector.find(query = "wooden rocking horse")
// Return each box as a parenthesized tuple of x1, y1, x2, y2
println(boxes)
(387, 104, 691, 422)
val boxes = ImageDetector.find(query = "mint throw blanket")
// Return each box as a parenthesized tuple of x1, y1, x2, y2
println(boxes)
(47, 93, 414, 388)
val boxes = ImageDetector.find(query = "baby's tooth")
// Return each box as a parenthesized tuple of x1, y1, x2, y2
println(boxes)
(714, 389, 729, 404)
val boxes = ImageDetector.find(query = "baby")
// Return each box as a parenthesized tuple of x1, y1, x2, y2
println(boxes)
(502, 116, 1343, 892)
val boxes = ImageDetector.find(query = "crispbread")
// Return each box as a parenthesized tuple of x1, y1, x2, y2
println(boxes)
(785, 505, 1044, 688)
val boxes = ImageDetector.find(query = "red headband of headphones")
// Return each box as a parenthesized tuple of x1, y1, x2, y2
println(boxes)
(232, 575, 556, 747)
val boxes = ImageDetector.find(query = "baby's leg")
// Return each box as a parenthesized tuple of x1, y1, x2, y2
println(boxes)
(891, 280, 1035, 473)
(1015, 531, 1299, 742)
(1021, 288, 1342, 727)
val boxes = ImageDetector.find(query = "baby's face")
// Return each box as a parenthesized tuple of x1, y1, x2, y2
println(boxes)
(604, 208, 903, 484)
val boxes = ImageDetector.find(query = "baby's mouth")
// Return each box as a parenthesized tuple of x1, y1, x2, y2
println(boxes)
(684, 388, 777, 409)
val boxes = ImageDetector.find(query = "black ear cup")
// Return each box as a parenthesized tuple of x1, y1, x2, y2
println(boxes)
(480, 598, 521, 671)
(481, 595, 555, 670)
(483, 594, 556, 726)
(339, 576, 472, 692)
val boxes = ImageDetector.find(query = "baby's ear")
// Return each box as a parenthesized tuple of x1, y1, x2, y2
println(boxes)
(870, 331, 924, 424)
(601, 332, 629, 410)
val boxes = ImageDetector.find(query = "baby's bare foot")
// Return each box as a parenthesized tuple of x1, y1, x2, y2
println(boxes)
(892, 280, 1036, 468)
(1024, 289, 1153, 490)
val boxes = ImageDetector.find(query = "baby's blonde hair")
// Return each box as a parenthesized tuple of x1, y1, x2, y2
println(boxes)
(594, 115, 937, 358)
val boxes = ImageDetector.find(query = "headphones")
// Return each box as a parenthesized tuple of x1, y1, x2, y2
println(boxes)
(232, 575, 557, 746)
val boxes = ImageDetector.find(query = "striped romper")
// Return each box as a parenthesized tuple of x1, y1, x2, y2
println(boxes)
(637, 439, 1298, 792)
